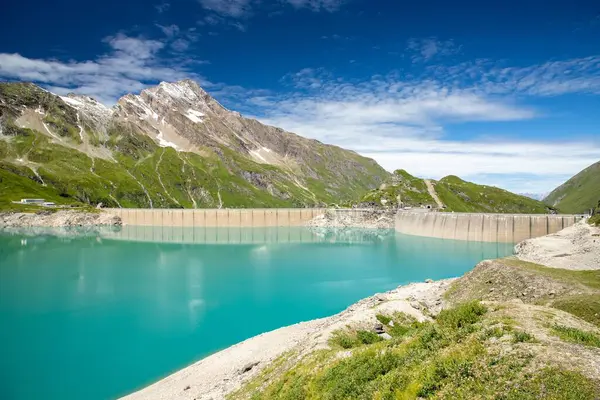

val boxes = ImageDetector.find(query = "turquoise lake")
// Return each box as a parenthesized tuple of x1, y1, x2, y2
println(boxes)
(0, 226, 514, 400)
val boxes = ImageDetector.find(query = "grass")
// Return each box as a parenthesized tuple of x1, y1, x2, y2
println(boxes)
(0, 124, 375, 210)
(552, 294, 600, 328)
(544, 161, 600, 214)
(589, 214, 600, 226)
(552, 325, 600, 348)
(376, 314, 392, 325)
(513, 330, 535, 343)
(230, 301, 600, 400)
(360, 168, 553, 213)
(361, 169, 435, 207)
(500, 258, 600, 290)
(435, 175, 552, 214)
(329, 329, 382, 349)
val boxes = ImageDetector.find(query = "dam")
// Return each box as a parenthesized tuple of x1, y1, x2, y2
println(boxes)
(104, 208, 327, 227)
(395, 211, 583, 243)
(106, 208, 584, 243)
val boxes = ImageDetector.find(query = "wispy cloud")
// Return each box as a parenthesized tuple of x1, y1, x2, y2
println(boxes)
(155, 2, 170, 13)
(285, 0, 345, 12)
(0, 34, 206, 104)
(155, 24, 180, 38)
(196, 0, 345, 26)
(230, 58, 600, 192)
(197, 0, 252, 18)
(406, 37, 461, 63)
(154, 24, 201, 53)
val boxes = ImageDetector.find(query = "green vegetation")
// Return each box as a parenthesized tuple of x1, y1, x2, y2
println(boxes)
(361, 169, 435, 207)
(552, 294, 600, 328)
(544, 161, 600, 214)
(512, 330, 535, 343)
(445, 258, 600, 328)
(230, 302, 600, 400)
(552, 325, 600, 348)
(590, 214, 600, 226)
(499, 258, 600, 290)
(435, 175, 552, 213)
(360, 169, 553, 213)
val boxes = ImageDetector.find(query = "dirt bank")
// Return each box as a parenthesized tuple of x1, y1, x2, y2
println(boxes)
(515, 219, 600, 270)
(0, 210, 121, 228)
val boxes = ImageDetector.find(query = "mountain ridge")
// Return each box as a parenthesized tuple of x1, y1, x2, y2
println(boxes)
(0, 80, 389, 209)
(361, 169, 556, 214)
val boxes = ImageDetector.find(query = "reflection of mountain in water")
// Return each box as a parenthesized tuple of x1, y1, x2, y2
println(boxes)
(0, 225, 121, 239)
(100, 226, 394, 245)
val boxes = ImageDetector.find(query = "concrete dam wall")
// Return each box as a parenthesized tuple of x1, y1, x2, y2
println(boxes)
(105, 208, 327, 227)
(395, 212, 583, 243)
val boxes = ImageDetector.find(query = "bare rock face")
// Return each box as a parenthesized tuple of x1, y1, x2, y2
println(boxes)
(0, 211, 122, 228)
(110, 80, 382, 185)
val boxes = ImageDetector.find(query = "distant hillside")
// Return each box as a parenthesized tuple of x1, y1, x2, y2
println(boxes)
(544, 161, 600, 214)
(434, 176, 552, 213)
(361, 170, 554, 214)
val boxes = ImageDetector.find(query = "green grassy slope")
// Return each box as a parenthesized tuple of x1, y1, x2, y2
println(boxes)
(544, 161, 600, 214)
(361, 169, 436, 207)
(360, 170, 553, 214)
(435, 175, 552, 213)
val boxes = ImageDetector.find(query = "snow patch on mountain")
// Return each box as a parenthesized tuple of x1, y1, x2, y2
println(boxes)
(156, 131, 179, 150)
(185, 109, 204, 123)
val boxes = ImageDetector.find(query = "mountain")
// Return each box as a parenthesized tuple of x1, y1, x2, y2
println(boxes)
(518, 193, 548, 201)
(544, 161, 600, 214)
(0, 81, 389, 210)
(361, 170, 554, 214)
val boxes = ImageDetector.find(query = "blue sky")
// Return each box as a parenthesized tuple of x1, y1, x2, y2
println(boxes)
(1, 0, 599, 194)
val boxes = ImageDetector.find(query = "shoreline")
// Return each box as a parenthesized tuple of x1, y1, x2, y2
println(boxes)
(122, 279, 454, 400)
(122, 218, 599, 400)
(0, 210, 121, 228)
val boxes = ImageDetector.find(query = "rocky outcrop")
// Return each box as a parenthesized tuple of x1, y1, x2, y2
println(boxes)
(306, 208, 396, 229)
(0, 211, 122, 228)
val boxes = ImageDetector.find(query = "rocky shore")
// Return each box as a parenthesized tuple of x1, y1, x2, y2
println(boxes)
(515, 219, 600, 270)
(306, 208, 396, 229)
(0, 210, 122, 228)
(123, 279, 454, 400)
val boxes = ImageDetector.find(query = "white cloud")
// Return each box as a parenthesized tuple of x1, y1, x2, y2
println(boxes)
(285, 0, 345, 12)
(237, 60, 600, 193)
(407, 37, 461, 63)
(197, 0, 344, 22)
(155, 24, 180, 38)
(0, 34, 205, 104)
(428, 56, 600, 96)
(155, 2, 170, 13)
(198, 0, 252, 18)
